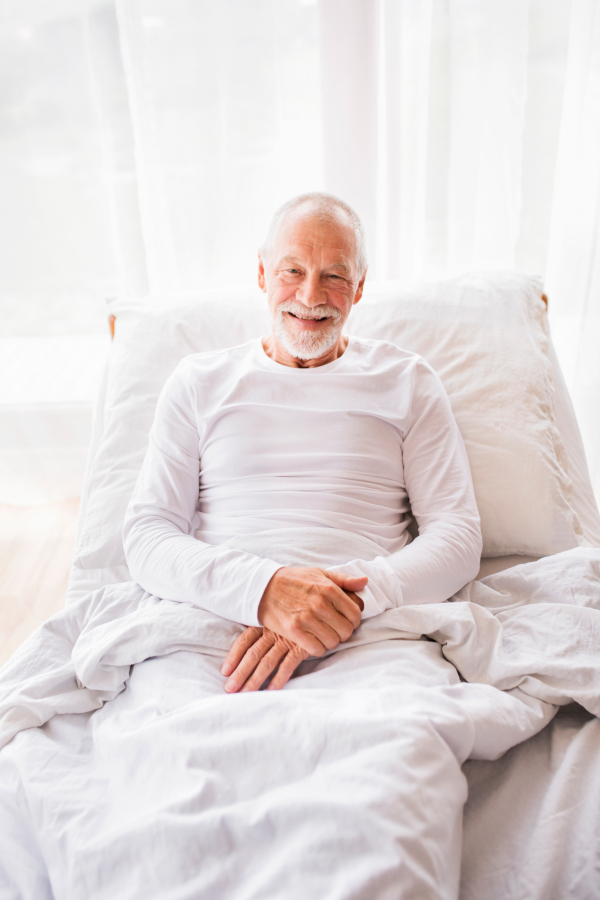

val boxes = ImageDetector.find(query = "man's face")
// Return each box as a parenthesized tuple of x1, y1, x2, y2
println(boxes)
(258, 209, 366, 363)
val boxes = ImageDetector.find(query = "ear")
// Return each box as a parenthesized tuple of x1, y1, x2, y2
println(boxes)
(258, 253, 267, 293)
(353, 268, 367, 305)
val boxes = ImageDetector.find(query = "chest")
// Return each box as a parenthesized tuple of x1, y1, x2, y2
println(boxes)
(198, 402, 405, 486)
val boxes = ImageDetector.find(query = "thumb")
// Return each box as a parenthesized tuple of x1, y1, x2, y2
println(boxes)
(325, 570, 369, 590)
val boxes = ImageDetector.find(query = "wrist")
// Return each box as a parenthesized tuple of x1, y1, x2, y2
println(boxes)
(244, 562, 285, 628)
(257, 566, 287, 624)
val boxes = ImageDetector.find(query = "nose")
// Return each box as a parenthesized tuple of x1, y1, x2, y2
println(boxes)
(295, 270, 324, 308)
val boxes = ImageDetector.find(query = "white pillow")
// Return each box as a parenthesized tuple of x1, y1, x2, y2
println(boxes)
(349, 274, 583, 556)
(73, 274, 583, 574)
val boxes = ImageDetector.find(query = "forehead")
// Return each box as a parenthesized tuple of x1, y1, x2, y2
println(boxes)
(273, 208, 357, 261)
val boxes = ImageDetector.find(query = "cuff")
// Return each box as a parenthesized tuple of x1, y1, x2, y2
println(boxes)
(326, 557, 402, 619)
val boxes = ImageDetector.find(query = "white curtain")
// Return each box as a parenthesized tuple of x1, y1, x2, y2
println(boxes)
(318, 0, 569, 280)
(544, 0, 600, 509)
(114, 0, 323, 293)
(0, 1, 119, 505)
(1, 0, 599, 504)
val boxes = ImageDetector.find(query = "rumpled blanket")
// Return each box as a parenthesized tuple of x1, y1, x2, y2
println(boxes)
(1, 547, 599, 900)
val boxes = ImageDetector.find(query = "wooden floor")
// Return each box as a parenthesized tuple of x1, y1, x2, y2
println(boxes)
(0, 498, 80, 667)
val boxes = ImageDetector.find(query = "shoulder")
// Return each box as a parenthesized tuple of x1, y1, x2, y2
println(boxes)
(157, 341, 257, 410)
(349, 336, 449, 409)
(177, 340, 256, 376)
(167, 340, 257, 391)
(349, 336, 436, 377)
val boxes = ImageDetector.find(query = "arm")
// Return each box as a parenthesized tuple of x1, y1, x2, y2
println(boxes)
(123, 362, 283, 626)
(328, 360, 482, 616)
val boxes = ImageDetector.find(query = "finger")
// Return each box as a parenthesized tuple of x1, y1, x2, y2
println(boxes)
(290, 613, 342, 653)
(305, 581, 363, 637)
(286, 625, 328, 658)
(260, 608, 328, 657)
(327, 585, 364, 629)
(240, 645, 288, 693)
(325, 570, 368, 592)
(223, 634, 275, 691)
(222, 627, 263, 676)
(224, 637, 273, 692)
(267, 651, 306, 691)
(344, 590, 365, 613)
(312, 601, 359, 643)
(221, 626, 264, 676)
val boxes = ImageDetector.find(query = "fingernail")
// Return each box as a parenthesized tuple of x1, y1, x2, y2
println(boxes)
(224, 680, 235, 692)
(221, 663, 232, 676)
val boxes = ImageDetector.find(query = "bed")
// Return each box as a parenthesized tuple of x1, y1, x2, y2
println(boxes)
(1, 273, 600, 899)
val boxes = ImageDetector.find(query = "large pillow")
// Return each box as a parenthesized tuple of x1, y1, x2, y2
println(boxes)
(72, 274, 584, 575)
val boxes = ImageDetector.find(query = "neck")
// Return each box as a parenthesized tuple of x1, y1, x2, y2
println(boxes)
(261, 333, 349, 368)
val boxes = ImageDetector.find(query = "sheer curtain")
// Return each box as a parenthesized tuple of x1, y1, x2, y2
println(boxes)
(113, 0, 323, 293)
(544, 0, 600, 510)
(319, 0, 569, 280)
(0, 0, 120, 504)
(1, 0, 599, 504)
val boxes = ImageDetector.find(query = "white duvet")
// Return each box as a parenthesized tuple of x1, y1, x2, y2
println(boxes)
(1, 545, 600, 900)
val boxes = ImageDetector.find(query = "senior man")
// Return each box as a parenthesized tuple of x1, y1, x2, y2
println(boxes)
(123, 192, 482, 693)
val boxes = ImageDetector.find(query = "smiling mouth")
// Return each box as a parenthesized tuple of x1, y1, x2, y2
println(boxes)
(288, 312, 328, 321)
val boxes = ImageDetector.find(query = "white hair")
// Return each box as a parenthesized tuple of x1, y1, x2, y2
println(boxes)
(260, 192, 368, 275)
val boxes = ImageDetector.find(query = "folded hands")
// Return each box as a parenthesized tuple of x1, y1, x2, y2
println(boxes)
(221, 566, 367, 692)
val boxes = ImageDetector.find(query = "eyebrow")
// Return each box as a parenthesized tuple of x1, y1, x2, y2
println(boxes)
(279, 255, 351, 273)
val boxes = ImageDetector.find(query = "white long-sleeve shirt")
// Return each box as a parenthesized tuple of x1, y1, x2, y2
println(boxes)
(123, 337, 482, 625)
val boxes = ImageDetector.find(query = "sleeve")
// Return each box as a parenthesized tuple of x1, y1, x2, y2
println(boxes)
(327, 359, 482, 617)
(122, 362, 283, 626)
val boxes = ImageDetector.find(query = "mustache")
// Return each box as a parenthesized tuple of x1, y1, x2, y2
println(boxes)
(276, 300, 342, 323)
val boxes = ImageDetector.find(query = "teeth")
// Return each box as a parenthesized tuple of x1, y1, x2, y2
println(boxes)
(291, 314, 324, 320)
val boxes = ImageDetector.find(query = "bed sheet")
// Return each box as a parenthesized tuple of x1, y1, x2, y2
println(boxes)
(4, 547, 600, 899)
(3, 703, 596, 900)
(2, 547, 600, 899)
(461, 703, 600, 899)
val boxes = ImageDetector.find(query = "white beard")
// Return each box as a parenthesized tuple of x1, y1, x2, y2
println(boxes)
(273, 301, 343, 360)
